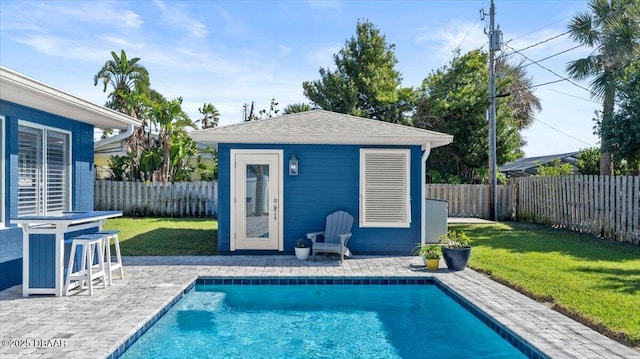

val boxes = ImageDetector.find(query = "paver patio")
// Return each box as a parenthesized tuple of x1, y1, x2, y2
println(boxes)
(0, 255, 637, 359)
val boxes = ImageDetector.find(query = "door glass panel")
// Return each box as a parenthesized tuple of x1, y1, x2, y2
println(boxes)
(245, 164, 270, 238)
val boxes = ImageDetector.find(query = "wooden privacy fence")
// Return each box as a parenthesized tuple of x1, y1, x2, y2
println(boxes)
(94, 181, 217, 217)
(513, 175, 639, 244)
(425, 184, 514, 220)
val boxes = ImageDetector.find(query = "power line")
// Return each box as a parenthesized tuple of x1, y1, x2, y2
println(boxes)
(545, 89, 599, 104)
(520, 44, 583, 68)
(511, 78, 567, 92)
(447, 1, 488, 62)
(505, 44, 596, 96)
(533, 118, 596, 147)
(500, 30, 571, 58)
(508, 13, 576, 42)
(501, 4, 630, 59)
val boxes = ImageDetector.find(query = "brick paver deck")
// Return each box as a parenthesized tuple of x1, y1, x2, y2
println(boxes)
(0, 255, 637, 358)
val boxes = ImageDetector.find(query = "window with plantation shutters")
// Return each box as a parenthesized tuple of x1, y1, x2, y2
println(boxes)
(360, 149, 411, 228)
(18, 123, 70, 216)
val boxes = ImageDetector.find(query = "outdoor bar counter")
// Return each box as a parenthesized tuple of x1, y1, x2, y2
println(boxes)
(11, 211, 122, 297)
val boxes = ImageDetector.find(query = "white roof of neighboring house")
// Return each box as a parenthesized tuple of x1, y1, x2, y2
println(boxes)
(190, 109, 453, 149)
(0, 66, 139, 129)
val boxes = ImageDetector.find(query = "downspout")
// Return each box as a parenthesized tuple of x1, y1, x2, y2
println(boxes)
(94, 124, 135, 151)
(421, 143, 431, 245)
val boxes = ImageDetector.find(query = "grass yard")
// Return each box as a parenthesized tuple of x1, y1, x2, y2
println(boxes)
(450, 222, 640, 348)
(102, 217, 217, 256)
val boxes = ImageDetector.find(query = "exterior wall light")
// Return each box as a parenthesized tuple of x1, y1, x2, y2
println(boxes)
(289, 155, 298, 176)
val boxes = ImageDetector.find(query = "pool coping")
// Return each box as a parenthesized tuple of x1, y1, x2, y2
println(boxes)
(109, 275, 547, 359)
(1, 256, 637, 359)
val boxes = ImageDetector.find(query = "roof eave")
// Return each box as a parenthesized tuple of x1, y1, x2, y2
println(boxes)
(0, 66, 140, 129)
(190, 133, 454, 148)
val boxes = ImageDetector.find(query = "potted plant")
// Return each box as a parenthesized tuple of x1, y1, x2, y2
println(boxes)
(439, 230, 471, 271)
(413, 244, 441, 270)
(294, 239, 310, 260)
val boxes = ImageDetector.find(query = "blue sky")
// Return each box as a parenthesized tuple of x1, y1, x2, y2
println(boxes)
(0, 0, 600, 157)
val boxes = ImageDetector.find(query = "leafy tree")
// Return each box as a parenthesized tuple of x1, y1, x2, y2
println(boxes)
(566, 0, 640, 175)
(303, 19, 413, 123)
(576, 147, 601, 175)
(282, 103, 313, 114)
(95, 50, 215, 183)
(147, 97, 194, 181)
(198, 103, 220, 129)
(415, 50, 539, 182)
(601, 60, 640, 174)
(535, 159, 575, 176)
(94, 49, 150, 116)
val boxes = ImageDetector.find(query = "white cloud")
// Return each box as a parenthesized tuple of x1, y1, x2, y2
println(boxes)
(29, 2, 143, 28)
(12, 35, 111, 62)
(278, 45, 293, 57)
(120, 10, 144, 28)
(414, 20, 487, 63)
(306, 43, 341, 69)
(153, 0, 208, 38)
(215, 5, 248, 36)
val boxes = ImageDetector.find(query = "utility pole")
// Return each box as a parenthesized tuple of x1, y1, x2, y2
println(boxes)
(482, 0, 501, 221)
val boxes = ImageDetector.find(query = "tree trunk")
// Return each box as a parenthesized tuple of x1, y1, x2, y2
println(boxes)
(600, 151, 614, 176)
(600, 83, 615, 176)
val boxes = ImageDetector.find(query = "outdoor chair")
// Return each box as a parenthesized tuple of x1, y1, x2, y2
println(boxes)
(306, 210, 354, 263)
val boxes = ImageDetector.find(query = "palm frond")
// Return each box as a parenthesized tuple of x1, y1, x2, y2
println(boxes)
(566, 56, 601, 80)
(569, 12, 598, 46)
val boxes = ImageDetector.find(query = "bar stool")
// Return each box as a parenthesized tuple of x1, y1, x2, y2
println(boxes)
(96, 230, 124, 285)
(64, 234, 107, 296)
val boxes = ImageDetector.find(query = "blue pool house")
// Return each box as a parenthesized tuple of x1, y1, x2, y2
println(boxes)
(190, 110, 453, 255)
(0, 66, 139, 291)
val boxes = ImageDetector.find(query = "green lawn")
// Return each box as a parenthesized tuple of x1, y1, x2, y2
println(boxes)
(450, 222, 640, 348)
(102, 217, 217, 256)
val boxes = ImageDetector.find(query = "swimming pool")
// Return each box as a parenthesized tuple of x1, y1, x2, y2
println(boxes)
(117, 278, 541, 358)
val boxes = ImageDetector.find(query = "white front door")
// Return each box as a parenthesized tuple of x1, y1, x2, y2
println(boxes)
(231, 150, 283, 251)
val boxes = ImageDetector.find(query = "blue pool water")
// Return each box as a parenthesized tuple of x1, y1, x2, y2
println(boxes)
(120, 284, 527, 359)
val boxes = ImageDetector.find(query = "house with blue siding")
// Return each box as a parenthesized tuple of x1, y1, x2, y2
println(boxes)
(0, 66, 139, 291)
(190, 110, 453, 255)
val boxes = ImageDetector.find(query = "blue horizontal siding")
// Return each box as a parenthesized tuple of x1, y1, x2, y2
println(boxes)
(218, 143, 423, 254)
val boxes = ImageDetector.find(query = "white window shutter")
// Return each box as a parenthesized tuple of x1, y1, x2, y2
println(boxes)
(18, 126, 42, 216)
(46, 131, 69, 214)
(360, 149, 411, 227)
(18, 123, 70, 216)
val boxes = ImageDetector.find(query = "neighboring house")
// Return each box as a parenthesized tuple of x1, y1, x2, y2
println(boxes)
(0, 66, 139, 290)
(94, 133, 215, 180)
(190, 110, 453, 255)
(500, 152, 580, 178)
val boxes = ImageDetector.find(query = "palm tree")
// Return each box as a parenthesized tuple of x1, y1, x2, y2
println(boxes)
(566, 0, 640, 175)
(94, 49, 150, 116)
(282, 103, 313, 115)
(198, 103, 220, 129)
(496, 57, 541, 130)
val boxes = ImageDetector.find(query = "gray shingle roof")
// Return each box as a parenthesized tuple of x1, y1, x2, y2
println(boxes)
(190, 109, 453, 148)
(500, 152, 580, 177)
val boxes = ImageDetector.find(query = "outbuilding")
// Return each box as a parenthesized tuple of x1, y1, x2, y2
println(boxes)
(191, 110, 453, 255)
